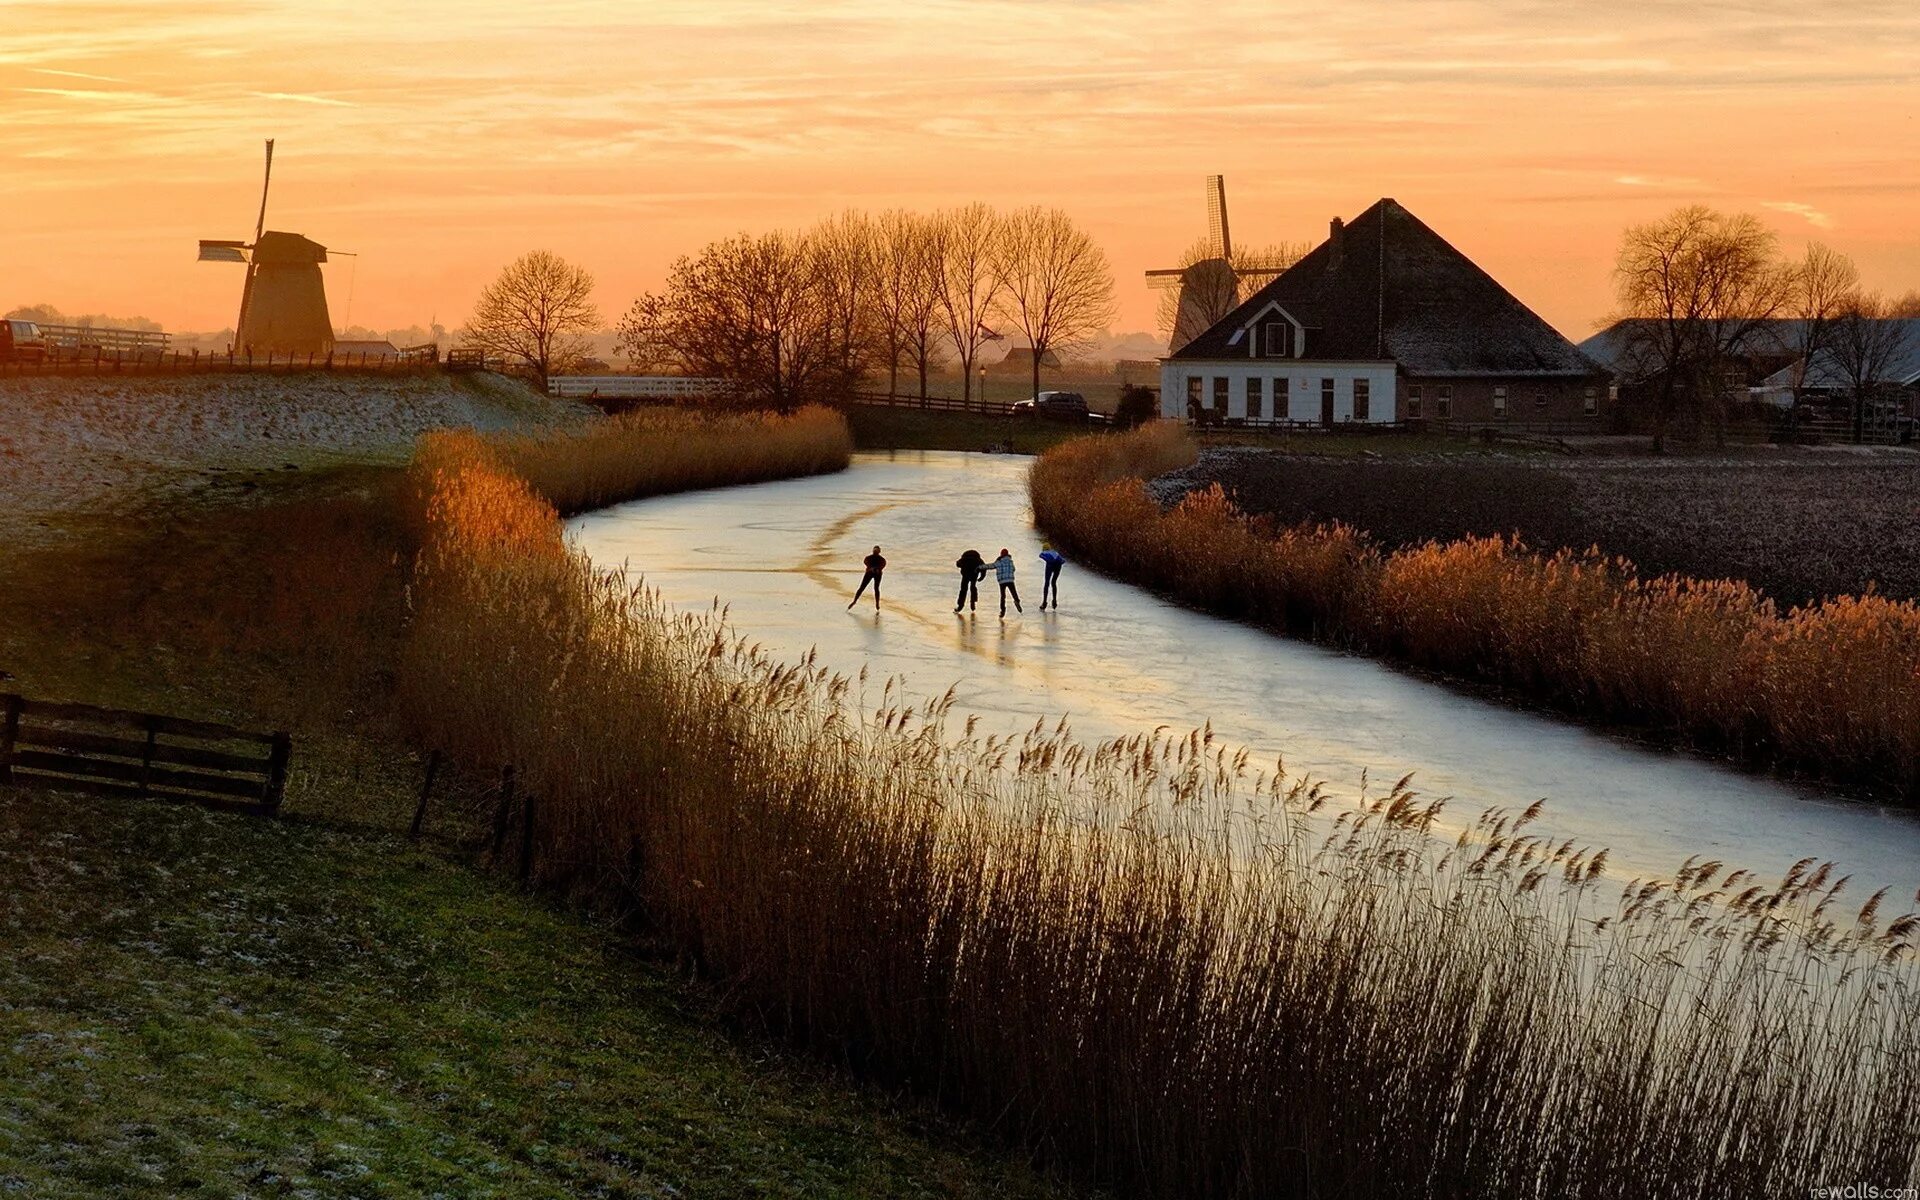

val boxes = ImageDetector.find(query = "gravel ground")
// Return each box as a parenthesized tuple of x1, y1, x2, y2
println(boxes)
(1155, 446, 1920, 607)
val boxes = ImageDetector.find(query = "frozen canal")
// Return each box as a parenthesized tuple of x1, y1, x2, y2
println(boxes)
(569, 450, 1920, 897)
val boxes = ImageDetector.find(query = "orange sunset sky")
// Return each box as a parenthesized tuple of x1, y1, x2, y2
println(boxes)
(3, 0, 1917, 345)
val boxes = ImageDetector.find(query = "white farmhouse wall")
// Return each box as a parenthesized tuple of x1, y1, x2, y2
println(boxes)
(1158, 360, 1399, 423)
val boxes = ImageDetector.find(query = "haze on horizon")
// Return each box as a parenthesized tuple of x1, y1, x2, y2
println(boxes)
(3, 0, 1916, 344)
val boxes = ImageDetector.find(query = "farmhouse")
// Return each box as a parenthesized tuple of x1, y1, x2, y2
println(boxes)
(1160, 199, 1609, 425)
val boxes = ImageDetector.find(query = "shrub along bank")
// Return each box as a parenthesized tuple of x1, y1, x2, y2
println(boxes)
(396, 407, 1920, 1197)
(1029, 423, 1920, 799)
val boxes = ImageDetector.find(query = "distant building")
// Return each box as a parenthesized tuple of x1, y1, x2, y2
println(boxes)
(332, 339, 400, 358)
(1582, 318, 1920, 414)
(987, 345, 1063, 376)
(1161, 199, 1609, 425)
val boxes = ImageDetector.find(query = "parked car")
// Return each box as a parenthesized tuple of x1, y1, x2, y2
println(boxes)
(0, 319, 47, 364)
(1011, 390, 1104, 423)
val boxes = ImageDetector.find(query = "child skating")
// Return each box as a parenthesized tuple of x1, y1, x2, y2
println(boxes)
(992, 548, 1021, 617)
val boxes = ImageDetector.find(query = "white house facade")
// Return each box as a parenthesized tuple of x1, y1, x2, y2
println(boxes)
(1160, 199, 1611, 427)
(1158, 359, 1399, 423)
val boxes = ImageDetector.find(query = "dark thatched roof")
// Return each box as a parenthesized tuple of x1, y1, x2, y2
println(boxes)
(1170, 198, 1601, 377)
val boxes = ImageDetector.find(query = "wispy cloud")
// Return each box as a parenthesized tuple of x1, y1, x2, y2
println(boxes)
(249, 90, 356, 108)
(29, 67, 128, 83)
(1763, 200, 1836, 229)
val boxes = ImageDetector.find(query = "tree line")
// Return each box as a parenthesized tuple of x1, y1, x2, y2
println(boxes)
(616, 205, 1116, 407)
(1611, 206, 1920, 447)
(460, 206, 1116, 407)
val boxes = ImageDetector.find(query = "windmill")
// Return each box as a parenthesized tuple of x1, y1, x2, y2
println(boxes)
(198, 139, 338, 357)
(1145, 175, 1286, 353)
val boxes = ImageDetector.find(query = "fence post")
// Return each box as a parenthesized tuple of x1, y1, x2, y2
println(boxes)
(0, 694, 21, 785)
(409, 749, 441, 840)
(490, 764, 516, 857)
(263, 732, 292, 815)
(518, 791, 536, 886)
(138, 718, 157, 797)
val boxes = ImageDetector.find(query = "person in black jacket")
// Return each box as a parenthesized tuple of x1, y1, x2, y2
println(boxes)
(847, 545, 887, 610)
(954, 548, 988, 612)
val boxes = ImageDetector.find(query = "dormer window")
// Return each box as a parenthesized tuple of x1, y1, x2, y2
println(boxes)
(1261, 321, 1293, 358)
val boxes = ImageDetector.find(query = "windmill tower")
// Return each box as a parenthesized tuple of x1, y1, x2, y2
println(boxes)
(1145, 176, 1285, 353)
(198, 140, 337, 357)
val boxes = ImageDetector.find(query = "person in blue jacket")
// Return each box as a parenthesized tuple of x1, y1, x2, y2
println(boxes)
(1039, 545, 1065, 610)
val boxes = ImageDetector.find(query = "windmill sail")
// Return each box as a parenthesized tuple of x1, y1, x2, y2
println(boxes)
(198, 240, 249, 263)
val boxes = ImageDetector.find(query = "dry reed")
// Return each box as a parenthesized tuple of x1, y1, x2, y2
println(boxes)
(395, 413, 1920, 1197)
(1030, 423, 1920, 797)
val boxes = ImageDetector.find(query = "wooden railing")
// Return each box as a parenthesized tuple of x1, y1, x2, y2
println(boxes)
(0, 694, 291, 816)
(0, 345, 438, 378)
(846, 391, 1019, 416)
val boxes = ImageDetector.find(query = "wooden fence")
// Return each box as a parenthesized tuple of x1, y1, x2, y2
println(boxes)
(0, 694, 291, 816)
(847, 390, 1019, 416)
(0, 345, 439, 379)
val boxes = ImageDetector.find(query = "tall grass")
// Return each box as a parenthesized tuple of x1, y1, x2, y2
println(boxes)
(479, 404, 853, 515)
(1031, 423, 1920, 797)
(397, 415, 1920, 1197)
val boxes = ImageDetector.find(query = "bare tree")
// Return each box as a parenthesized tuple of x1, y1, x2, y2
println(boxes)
(1611, 206, 1795, 449)
(1153, 238, 1306, 345)
(934, 204, 1005, 405)
(874, 210, 948, 399)
(813, 211, 884, 393)
(994, 206, 1117, 403)
(1892, 290, 1920, 319)
(1828, 292, 1914, 442)
(617, 228, 861, 409)
(460, 250, 599, 387)
(1789, 242, 1859, 405)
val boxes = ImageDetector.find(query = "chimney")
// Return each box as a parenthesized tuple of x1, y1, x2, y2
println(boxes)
(1328, 216, 1345, 272)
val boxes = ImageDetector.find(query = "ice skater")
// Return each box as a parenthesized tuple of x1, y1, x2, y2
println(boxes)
(954, 548, 988, 612)
(847, 545, 886, 610)
(1039, 545, 1065, 610)
(992, 548, 1022, 617)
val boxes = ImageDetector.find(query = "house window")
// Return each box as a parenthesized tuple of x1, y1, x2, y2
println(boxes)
(1407, 384, 1423, 419)
(1213, 377, 1230, 411)
(1185, 377, 1202, 419)
(1584, 386, 1599, 416)
(1274, 376, 1290, 420)
(1246, 376, 1264, 420)
(1436, 385, 1452, 420)
(1320, 378, 1335, 425)
(1353, 378, 1371, 421)
(1493, 386, 1508, 418)
(1534, 390, 1549, 411)
(1262, 320, 1291, 358)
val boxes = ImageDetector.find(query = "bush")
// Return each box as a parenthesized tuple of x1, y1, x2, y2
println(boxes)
(1113, 384, 1159, 428)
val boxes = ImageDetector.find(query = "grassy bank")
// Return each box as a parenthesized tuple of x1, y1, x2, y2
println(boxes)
(0, 783, 1069, 1198)
(1032, 423, 1920, 800)
(398, 412, 1920, 1196)
(0, 406, 1072, 1196)
(1170, 448, 1920, 607)
(843, 403, 1096, 455)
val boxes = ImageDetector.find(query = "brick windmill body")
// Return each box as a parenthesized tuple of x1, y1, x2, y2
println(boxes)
(198, 140, 338, 357)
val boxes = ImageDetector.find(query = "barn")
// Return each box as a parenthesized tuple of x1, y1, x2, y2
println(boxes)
(1160, 199, 1609, 426)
